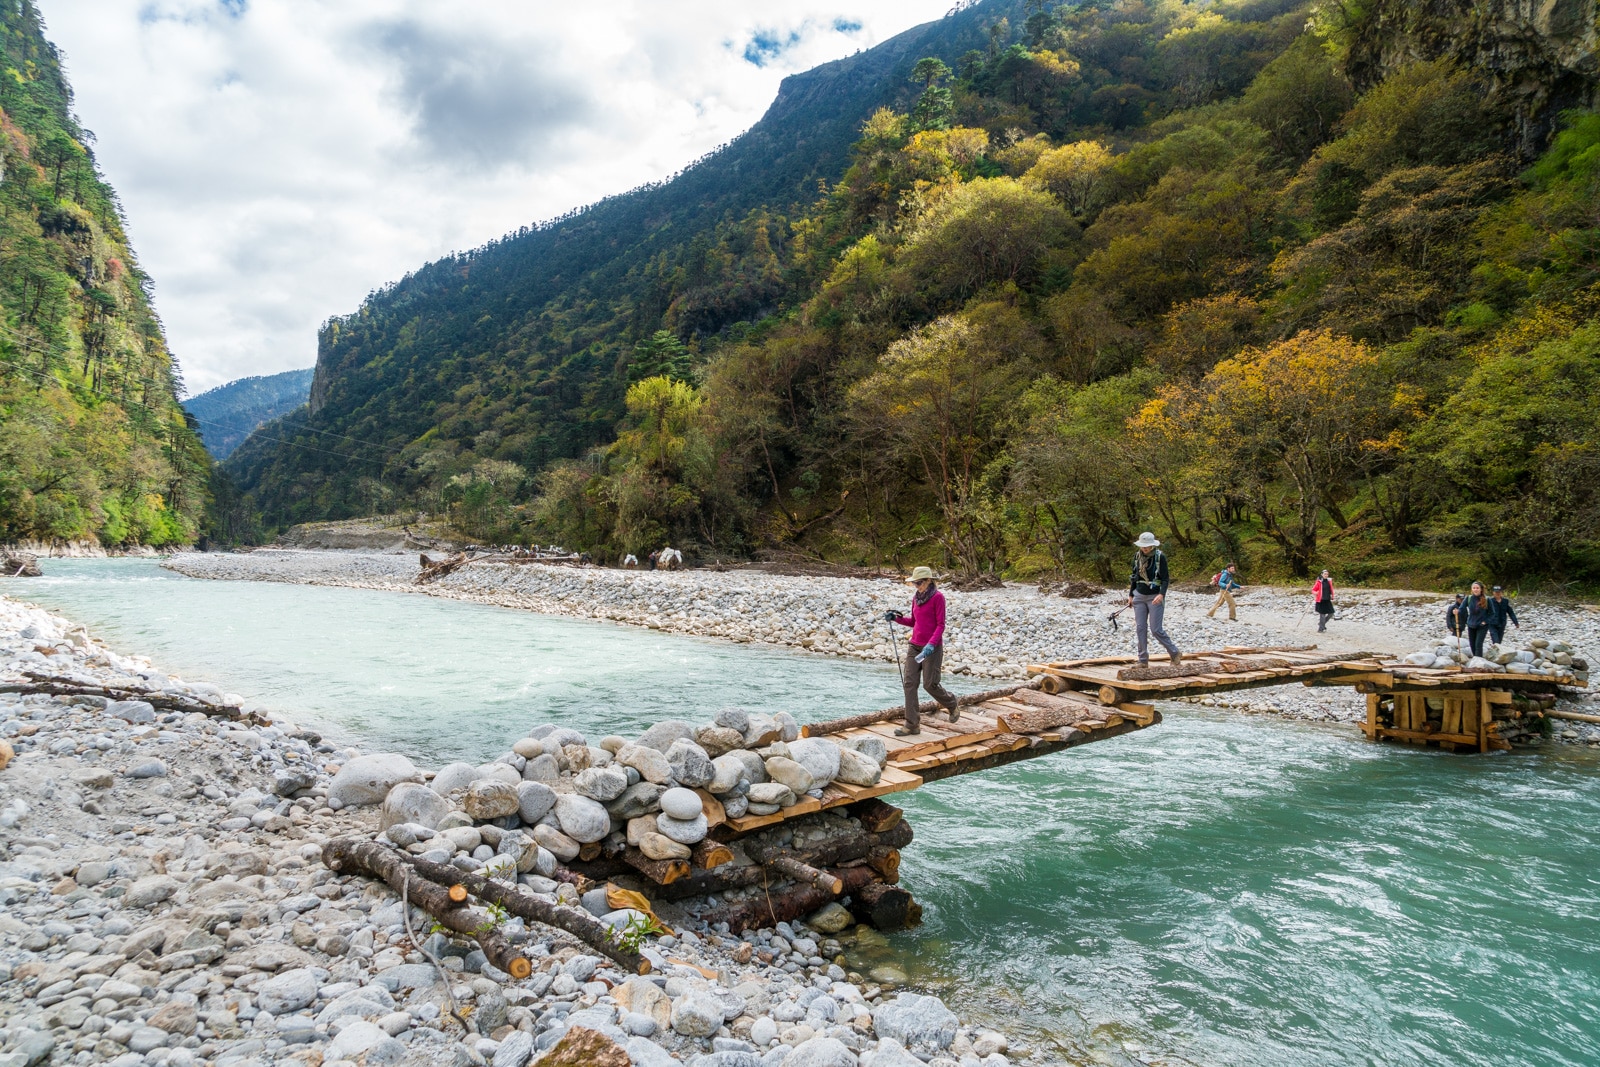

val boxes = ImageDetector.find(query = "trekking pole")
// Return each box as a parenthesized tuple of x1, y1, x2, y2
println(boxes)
(886, 619, 905, 686)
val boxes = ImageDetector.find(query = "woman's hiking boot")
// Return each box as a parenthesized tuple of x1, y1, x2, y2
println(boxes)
(894, 726, 920, 737)
(946, 705, 961, 723)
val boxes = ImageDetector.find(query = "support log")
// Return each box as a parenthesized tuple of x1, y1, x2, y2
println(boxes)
(862, 847, 900, 882)
(1097, 685, 1128, 706)
(621, 849, 691, 885)
(765, 855, 843, 894)
(654, 822, 913, 902)
(389, 849, 647, 974)
(850, 881, 920, 930)
(322, 839, 531, 979)
(692, 840, 734, 871)
(848, 798, 902, 833)
(801, 682, 1041, 736)
(701, 865, 878, 934)
(1546, 709, 1600, 724)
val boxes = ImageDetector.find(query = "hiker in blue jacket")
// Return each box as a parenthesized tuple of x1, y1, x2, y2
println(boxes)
(1488, 585, 1519, 645)
(1206, 562, 1244, 621)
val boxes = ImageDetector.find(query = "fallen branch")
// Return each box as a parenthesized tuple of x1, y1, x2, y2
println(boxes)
(801, 681, 1042, 736)
(5, 672, 251, 721)
(321, 839, 531, 979)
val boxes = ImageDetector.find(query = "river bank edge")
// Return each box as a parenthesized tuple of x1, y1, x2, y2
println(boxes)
(159, 550, 1600, 745)
(0, 591, 1034, 1067)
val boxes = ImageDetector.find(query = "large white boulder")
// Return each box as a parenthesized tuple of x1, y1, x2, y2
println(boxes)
(329, 754, 422, 808)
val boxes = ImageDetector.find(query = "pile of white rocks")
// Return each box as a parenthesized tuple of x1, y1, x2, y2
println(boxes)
(364, 709, 889, 890)
(1399, 635, 1588, 683)
(2, 593, 1023, 1067)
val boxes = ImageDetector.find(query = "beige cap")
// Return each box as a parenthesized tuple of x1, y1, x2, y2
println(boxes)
(905, 566, 935, 583)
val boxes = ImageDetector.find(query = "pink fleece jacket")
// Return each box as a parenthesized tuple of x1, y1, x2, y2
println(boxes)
(895, 589, 946, 646)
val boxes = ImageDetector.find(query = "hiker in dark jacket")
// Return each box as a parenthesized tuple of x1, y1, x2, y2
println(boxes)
(1462, 581, 1494, 658)
(1312, 571, 1335, 632)
(1445, 594, 1466, 637)
(1488, 586, 1519, 645)
(1128, 532, 1181, 666)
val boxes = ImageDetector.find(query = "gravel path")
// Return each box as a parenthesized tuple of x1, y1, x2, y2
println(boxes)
(166, 551, 1600, 737)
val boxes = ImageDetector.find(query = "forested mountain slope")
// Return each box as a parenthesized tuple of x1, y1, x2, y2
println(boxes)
(234, 0, 1600, 587)
(227, 0, 1028, 522)
(0, 0, 208, 547)
(184, 368, 313, 460)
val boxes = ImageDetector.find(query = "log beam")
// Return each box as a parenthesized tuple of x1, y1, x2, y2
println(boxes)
(700, 865, 879, 934)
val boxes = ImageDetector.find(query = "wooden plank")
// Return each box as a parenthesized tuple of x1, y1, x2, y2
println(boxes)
(1374, 728, 1481, 745)
(1477, 688, 1490, 753)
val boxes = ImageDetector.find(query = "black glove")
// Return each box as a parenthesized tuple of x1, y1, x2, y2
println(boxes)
(883, 610, 900, 622)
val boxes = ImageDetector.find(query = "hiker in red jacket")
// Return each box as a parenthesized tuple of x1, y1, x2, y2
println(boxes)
(884, 566, 959, 737)
(1312, 570, 1335, 632)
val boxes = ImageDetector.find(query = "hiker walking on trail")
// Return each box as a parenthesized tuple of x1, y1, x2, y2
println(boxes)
(1128, 532, 1181, 666)
(1313, 570, 1336, 632)
(884, 566, 959, 737)
(1488, 585, 1519, 645)
(1463, 580, 1494, 658)
(1206, 562, 1243, 621)
(1445, 593, 1466, 638)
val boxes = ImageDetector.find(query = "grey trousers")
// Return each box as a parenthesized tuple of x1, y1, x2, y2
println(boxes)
(903, 643, 957, 731)
(1133, 592, 1179, 663)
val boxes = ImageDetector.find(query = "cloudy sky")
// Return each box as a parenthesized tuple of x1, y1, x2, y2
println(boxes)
(43, 0, 951, 394)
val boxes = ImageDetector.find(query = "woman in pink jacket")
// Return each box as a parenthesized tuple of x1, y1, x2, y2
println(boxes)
(1312, 570, 1335, 632)
(884, 566, 959, 736)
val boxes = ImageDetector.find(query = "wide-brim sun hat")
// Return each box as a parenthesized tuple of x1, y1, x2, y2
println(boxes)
(1134, 532, 1160, 548)
(905, 566, 935, 583)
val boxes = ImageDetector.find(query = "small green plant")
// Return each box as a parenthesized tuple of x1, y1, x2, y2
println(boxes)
(473, 902, 510, 938)
(610, 913, 667, 954)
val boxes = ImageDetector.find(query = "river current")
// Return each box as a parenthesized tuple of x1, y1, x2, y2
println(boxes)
(18, 559, 1600, 1066)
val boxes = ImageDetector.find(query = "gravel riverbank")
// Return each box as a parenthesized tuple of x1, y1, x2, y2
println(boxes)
(0, 594, 1023, 1067)
(165, 551, 1600, 737)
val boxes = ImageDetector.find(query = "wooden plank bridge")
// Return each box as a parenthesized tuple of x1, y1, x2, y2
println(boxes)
(718, 644, 1584, 837)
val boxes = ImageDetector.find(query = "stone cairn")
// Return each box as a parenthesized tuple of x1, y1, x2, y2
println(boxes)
(1400, 635, 1588, 684)
(324, 708, 915, 978)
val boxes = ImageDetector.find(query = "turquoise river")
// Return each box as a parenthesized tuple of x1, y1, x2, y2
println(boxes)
(15, 559, 1600, 1067)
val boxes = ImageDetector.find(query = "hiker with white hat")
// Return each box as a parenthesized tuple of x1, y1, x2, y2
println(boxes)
(882, 566, 959, 736)
(1128, 532, 1181, 667)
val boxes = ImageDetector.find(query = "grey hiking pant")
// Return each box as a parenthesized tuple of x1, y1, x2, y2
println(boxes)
(1133, 592, 1179, 663)
(903, 643, 957, 732)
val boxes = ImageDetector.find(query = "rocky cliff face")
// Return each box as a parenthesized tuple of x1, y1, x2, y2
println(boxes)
(1345, 0, 1599, 154)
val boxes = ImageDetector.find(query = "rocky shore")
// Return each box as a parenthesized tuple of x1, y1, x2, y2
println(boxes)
(164, 551, 1600, 740)
(0, 594, 1021, 1067)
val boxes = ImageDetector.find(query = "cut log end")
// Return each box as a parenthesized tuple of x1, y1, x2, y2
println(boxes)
(1039, 674, 1067, 695)
(1097, 684, 1125, 706)
(691, 841, 734, 871)
(447, 883, 468, 905)
(506, 956, 533, 980)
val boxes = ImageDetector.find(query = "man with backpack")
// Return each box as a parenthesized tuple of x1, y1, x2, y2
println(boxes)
(1128, 532, 1181, 666)
(1206, 562, 1243, 621)
(1488, 585, 1519, 645)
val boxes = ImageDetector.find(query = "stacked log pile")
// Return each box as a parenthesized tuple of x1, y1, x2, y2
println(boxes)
(1369, 689, 1560, 747)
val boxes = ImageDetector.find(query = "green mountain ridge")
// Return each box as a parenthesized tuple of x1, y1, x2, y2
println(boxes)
(231, 0, 1600, 587)
(0, 0, 207, 548)
(184, 368, 313, 461)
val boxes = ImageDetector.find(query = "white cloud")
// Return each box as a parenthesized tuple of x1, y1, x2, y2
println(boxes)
(41, 0, 951, 392)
